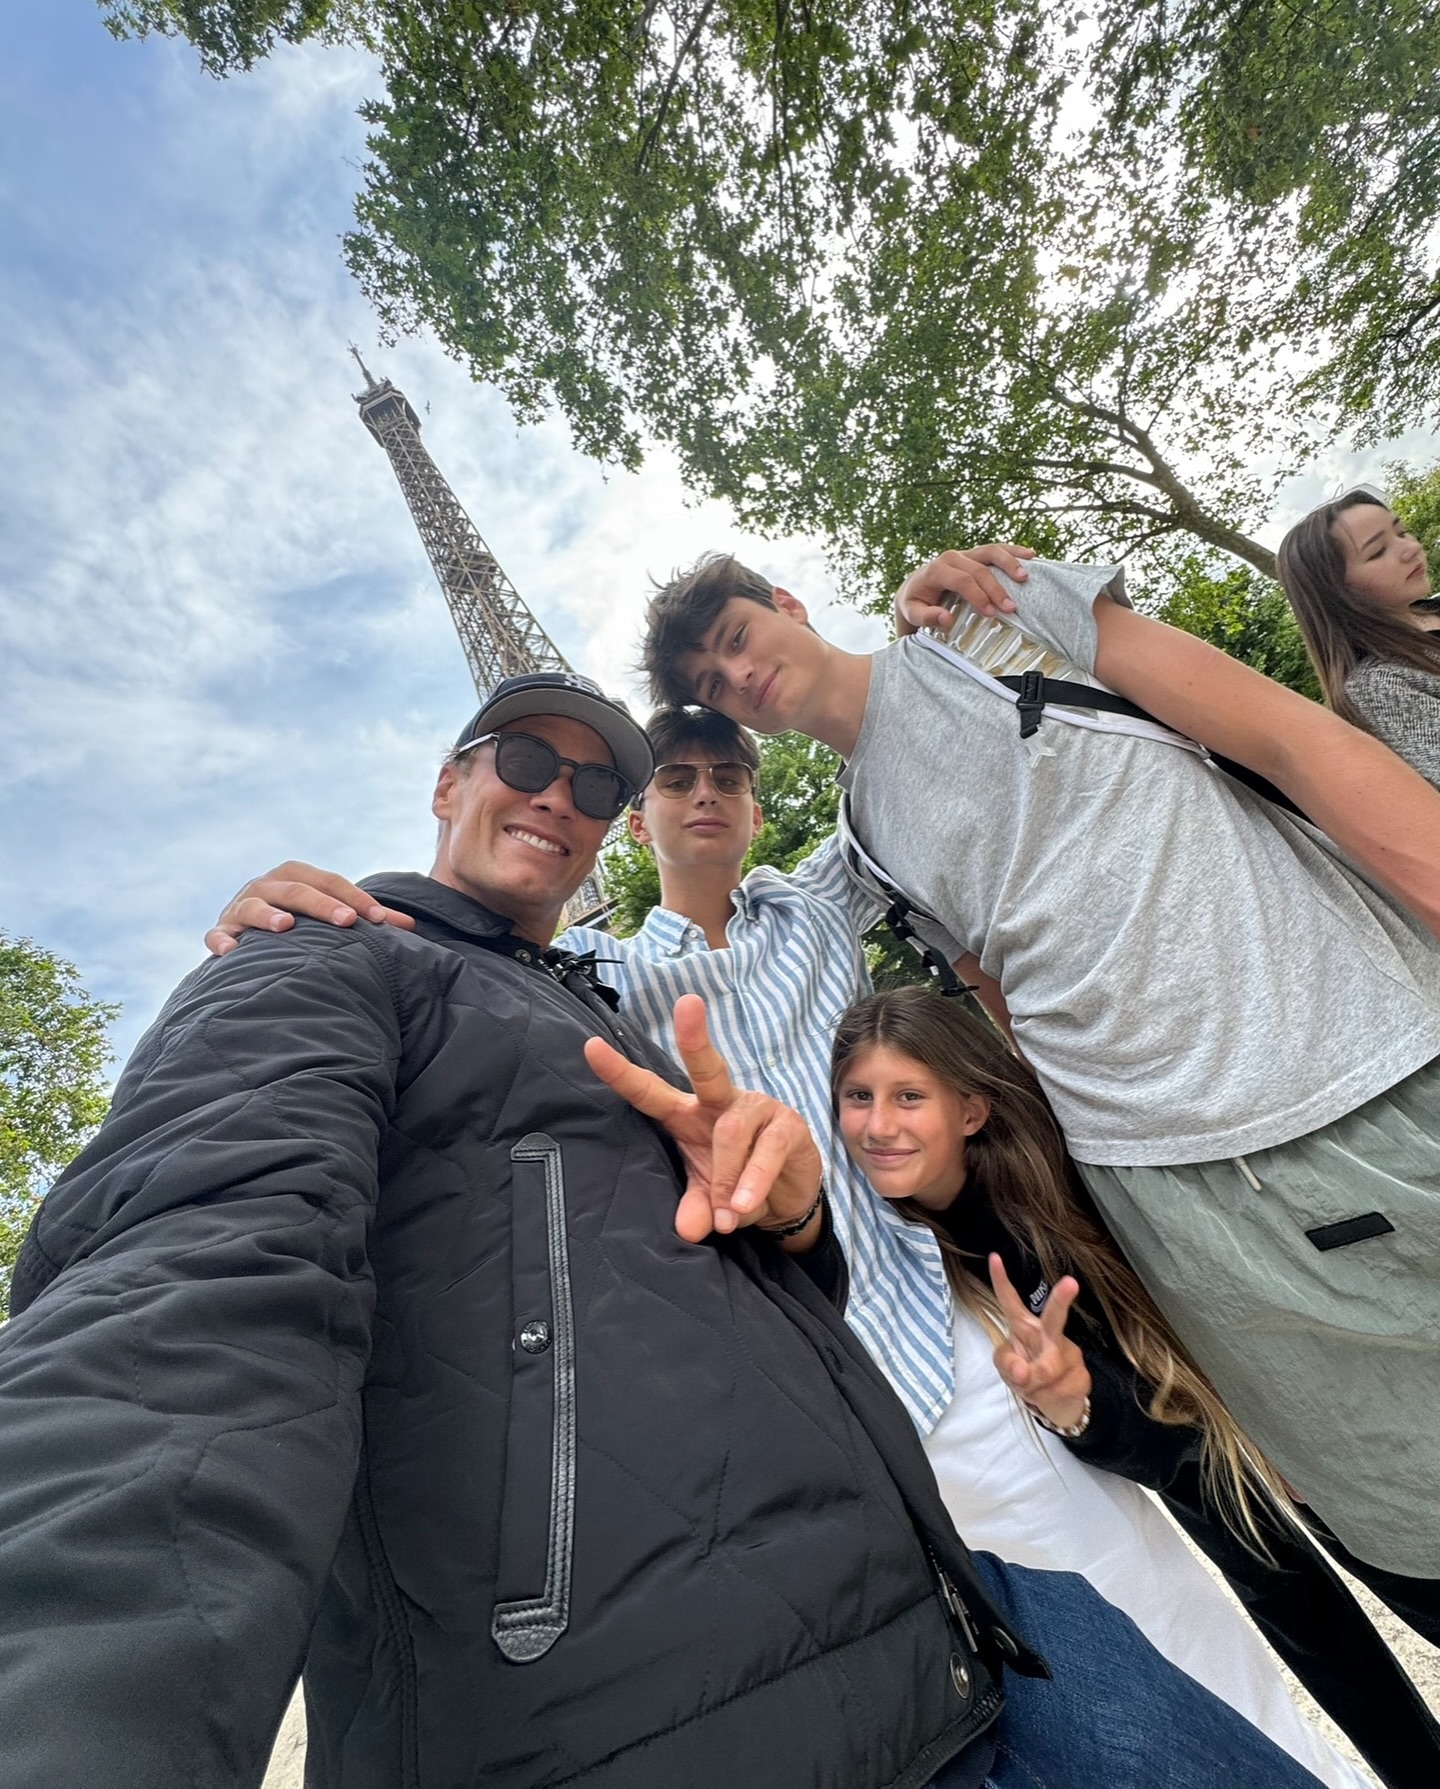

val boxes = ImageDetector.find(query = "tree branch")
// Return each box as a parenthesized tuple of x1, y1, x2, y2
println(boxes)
(638, 0, 720, 171)
(1047, 384, 1277, 577)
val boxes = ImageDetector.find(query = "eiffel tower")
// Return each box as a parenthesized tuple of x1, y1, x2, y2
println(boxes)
(350, 348, 611, 926)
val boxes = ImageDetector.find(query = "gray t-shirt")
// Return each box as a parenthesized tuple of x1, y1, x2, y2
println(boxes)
(841, 560, 1440, 1166)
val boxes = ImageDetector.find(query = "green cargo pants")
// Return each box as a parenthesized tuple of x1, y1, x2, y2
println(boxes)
(1080, 1054, 1440, 1579)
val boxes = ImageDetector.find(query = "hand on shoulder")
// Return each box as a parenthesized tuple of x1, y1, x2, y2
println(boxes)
(894, 544, 1037, 636)
(204, 862, 416, 958)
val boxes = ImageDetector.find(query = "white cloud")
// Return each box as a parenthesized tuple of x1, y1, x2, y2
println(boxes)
(0, 17, 845, 1062)
(1270, 427, 1440, 542)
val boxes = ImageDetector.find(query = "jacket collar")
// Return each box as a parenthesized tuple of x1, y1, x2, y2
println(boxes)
(359, 871, 536, 948)
(359, 872, 623, 1012)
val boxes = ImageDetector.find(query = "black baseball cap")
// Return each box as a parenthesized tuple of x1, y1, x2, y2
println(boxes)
(453, 672, 655, 794)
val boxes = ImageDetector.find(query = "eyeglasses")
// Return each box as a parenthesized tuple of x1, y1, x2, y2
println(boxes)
(649, 761, 756, 800)
(456, 732, 634, 821)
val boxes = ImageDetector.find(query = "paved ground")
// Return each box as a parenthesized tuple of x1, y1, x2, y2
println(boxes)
(260, 1538, 1439, 1788)
(263, 1690, 306, 1789)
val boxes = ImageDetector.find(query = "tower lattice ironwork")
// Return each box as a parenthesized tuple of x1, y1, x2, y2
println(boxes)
(350, 348, 570, 690)
(350, 348, 611, 925)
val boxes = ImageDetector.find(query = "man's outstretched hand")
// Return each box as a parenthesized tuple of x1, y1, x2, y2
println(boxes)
(584, 993, 824, 1249)
(894, 544, 1037, 636)
(204, 862, 416, 957)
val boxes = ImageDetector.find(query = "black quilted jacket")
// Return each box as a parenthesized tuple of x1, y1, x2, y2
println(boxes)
(2, 873, 1038, 1789)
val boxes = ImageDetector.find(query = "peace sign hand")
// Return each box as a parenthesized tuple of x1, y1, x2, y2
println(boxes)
(583, 993, 824, 1246)
(988, 1253, 1092, 1433)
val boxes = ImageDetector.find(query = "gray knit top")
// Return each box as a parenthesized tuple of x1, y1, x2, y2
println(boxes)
(1345, 657, 1440, 788)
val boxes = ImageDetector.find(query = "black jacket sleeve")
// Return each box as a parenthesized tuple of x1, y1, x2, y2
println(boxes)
(782, 1199, 849, 1310)
(0, 924, 403, 1789)
(1063, 1342, 1200, 1489)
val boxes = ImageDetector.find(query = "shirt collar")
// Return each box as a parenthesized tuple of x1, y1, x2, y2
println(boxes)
(639, 882, 762, 953)
(638, 904, 708, 955)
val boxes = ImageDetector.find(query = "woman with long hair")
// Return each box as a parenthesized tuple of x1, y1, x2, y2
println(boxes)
(831, 987, 1405, 1789)
(1277, 488, 1440, 782)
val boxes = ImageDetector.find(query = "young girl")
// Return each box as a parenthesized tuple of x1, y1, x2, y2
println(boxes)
(1278, 488, 1440, 783)
(831, 987, 1390, 1789)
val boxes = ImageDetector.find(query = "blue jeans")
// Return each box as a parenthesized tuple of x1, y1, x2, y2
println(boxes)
(929, 1556, 1325, 1789)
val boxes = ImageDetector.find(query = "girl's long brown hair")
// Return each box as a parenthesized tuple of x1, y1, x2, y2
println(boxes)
(1277, 493, 1440, 726)
(831, 987, 1289, 1542)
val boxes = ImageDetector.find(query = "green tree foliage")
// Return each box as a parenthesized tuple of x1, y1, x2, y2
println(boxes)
(745, 734, 841, 876)
(1152, 554, 1321, 700)
(0, 936, 117, 1316)
(1093, 1, 1440, 441)
(599, 826, 661, 939)
(339, 0, 1298, 584)
(1387, 459, 1440, 566)
(104, 0, 1440, 591)
(100, 0, 364, 73)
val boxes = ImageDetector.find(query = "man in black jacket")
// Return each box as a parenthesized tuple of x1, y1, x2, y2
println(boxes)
(0, 674, 1333, 1789)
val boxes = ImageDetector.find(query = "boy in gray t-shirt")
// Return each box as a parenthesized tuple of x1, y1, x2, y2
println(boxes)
(643, 546, 1440, 1602)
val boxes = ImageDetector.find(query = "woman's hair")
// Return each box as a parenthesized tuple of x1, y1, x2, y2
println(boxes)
(1277, 492, 1440, 724)
(831, 987, 1289, 1541)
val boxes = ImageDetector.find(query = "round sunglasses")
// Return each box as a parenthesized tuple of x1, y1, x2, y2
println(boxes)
(650, 761, 756, 799)
(456, 731, 634, 821)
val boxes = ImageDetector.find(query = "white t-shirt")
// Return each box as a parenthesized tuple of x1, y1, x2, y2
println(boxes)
(839, 560, 1440, 1164)
(924, 1309, 1370, 1789)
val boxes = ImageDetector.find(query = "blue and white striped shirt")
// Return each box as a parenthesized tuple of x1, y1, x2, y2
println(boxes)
(563, 834, 955, 1431)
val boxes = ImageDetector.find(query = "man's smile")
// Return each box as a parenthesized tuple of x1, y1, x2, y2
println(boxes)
(505, 825, 569, 857)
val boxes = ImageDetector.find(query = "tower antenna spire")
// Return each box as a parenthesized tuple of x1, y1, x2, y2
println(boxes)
(348, 342, 379, 391)
(349, 354, 567, 691)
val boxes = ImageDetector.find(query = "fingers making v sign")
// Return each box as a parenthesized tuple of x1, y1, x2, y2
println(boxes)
(988, 1252, 1092, 1435)
(584, 993, 824, 1248)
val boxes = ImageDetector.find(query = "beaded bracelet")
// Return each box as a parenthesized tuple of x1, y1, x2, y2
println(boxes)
(1025, 1393, 1092, 1439)
(761, 1185, 825, 1239)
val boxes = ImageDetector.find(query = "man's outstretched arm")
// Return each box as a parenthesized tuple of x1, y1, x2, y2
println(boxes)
(1092, 597, 1440, 942)
(0, 927, 400, 1788)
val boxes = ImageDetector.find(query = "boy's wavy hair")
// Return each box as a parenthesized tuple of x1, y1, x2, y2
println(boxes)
(1278, 490, 1440, 725)
(642, 554, 778, 709)
(831, 986, 1294, 1546)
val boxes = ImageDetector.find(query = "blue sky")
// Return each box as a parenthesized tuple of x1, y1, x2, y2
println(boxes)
(3, 2, 1436, 1069)
(0, 2, 863, 1064)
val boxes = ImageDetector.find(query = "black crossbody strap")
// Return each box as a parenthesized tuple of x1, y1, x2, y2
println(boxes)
(997, 673, 1306, 821)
